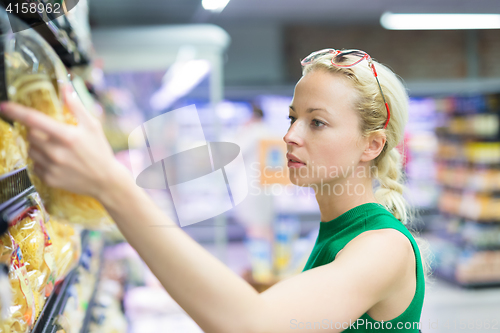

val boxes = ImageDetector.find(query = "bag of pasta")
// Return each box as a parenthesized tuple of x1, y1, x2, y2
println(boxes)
(29, 192, 57, 296)
(0, 234, 35, 333)
(0, 10, 113, 228)
(0, 118, 26, 176)
(45, 218, 81, 283)
(8, 208, 50, 318)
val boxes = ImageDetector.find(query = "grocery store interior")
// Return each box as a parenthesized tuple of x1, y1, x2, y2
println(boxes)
(1, 0, 500, 332)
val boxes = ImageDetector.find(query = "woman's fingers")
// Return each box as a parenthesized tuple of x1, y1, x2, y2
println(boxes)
(32, 162, 48, 179)
(32, 162, 58, 187)
(27, 128, 50, 144)
(0, 102, 70, 143)
(62, 85, 96, 128)
(28, 146, 52, 169)
(29, 145, 67, 188)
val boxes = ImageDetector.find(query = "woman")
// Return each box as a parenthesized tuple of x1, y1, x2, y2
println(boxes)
(0, 49, 426, 332)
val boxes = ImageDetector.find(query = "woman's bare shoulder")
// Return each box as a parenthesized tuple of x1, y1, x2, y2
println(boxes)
(337, 228, 414, 259)
(334, 228, 414, 293)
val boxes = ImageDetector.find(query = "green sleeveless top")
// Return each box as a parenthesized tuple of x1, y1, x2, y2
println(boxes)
(302, 203, 425, 332)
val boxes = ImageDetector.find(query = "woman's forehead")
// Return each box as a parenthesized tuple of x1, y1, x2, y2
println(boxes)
(292, 70, 357, 115)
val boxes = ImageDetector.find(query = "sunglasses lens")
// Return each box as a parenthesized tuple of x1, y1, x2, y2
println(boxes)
(331, 50, 367, 67)
(301, 49, 335, 65)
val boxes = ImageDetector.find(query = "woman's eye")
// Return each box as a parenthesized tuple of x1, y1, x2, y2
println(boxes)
(288, 115, 296, 124)
(312, 119, 325, 127)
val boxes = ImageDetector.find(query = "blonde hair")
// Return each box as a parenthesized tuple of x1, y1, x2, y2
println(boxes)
(302, 52, 433, 279)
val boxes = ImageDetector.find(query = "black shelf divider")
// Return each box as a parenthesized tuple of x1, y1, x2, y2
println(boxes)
(0, 167, 36, 234)
(31, 267, 79, 333)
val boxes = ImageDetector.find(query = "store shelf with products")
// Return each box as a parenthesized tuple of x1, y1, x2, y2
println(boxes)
(30, 230, 104, 333)
(0, 5, 121, 332)
(429, 93, 500, 287)
(0, 165, 105, 333)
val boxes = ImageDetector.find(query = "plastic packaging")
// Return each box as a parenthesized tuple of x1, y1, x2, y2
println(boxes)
(31, 193, 57, 297)
(45, 218, 81, 283)
(0, 119, 26, 176)
(0, 10, 113, 228)
(0, 234, 36, 333)
(9, 209, 47, 317)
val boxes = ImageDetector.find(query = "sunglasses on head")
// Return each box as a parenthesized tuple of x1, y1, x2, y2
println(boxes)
(301, 49, 391, 130)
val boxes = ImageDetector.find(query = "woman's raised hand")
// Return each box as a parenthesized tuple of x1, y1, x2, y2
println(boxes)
(0, 85, 124, 200)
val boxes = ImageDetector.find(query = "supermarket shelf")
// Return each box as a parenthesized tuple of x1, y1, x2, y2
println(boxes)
(428, 230, 500, 288)
(433, 268, 500, 289)
(0, 167, 34, 207)
(432, 229, 500, 252)
(434, 157, 500, 168)
(31, 268, 79, 333)
(436, 132, 500, 143)
(438, 211, 500, 224)
(439, 183, 500, 196)
(0, 167, 36, 234)
(30, 231, 104, 333)
(79, 252, 104, 333)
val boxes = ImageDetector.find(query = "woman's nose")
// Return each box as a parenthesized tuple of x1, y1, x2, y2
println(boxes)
(283, 123, 304, 146)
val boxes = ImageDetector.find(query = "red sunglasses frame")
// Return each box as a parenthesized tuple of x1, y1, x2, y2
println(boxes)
(301, 49, 391, 130)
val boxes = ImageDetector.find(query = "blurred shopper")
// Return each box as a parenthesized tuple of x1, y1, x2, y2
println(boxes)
(2, 49, 426, 332)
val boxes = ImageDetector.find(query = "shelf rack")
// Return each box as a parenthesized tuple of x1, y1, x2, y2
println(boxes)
(431, 93, 500, 287)
(31, 268, 79, 333)
(0, 167, 36, 234)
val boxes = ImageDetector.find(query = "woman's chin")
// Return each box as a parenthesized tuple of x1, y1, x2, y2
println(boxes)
(289, 176, 312, 187)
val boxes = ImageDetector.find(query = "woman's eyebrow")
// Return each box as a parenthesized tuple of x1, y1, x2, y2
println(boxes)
(306, 108, 327, 113)
(289, 106, 327, 113)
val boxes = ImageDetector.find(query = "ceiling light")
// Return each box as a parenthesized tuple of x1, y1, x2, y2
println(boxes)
(202, 0, 230, 12)
(381, 12, 500, 30)
(150, 60, 210, 111)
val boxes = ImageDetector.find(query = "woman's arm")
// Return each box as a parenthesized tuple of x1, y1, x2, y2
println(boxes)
(0, 96, 414, 333)
(99, 165, 265, 333)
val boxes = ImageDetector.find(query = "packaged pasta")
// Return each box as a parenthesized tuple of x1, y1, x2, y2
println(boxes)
(0, 11, 113, 228)
(0, 234, 35, 333)
(0, 119, 26, 176)
(9, 210, 47, 318)
(38, 219, 56, 297)
(45, 218, 81, 283)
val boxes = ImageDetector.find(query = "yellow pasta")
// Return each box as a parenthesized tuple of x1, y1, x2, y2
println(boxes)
(0, 119, 26, 176)
(26, 270, 45, 318)
(7, 210, 53, 320)
(10, 71, 113, 228)
(9, 216, 44, 272)
(10, 75, 63, 122)
(0, 236, 34, 333)
(45, 219, 80, 281)
(50, 190, 111, 226)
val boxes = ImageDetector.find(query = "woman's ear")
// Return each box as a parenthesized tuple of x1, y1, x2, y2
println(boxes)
(360, 132, 386, 162)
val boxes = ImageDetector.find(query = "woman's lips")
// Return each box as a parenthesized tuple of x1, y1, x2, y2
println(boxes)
(288, 160, 306, 168)
(286, 153, 306, 168)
